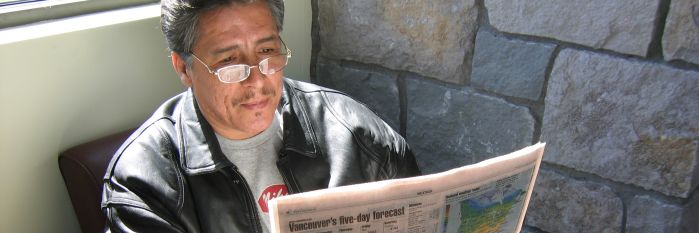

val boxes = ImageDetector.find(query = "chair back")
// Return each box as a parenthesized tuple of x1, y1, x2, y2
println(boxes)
(58, 129, 133, 233)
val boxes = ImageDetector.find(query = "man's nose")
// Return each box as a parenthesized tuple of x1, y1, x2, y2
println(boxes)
(240, 63, 265, 87)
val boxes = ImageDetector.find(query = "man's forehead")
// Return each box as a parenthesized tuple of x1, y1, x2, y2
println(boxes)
(207, 35, 280, 55)
(194, 1, 279, 56)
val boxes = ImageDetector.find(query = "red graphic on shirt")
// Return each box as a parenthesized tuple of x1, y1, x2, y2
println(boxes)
(258, 184, 288, 213)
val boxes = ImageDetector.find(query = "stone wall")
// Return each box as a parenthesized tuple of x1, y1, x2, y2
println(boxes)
(310, 0, 699, 232)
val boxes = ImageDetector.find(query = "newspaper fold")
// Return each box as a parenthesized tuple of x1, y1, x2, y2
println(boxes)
(270, 143, 545, 233)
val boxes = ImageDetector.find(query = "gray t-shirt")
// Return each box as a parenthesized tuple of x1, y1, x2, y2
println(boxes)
(216, 113, 286, 233)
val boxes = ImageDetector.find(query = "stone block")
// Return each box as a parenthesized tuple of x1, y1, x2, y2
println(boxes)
(663, 0, 699, 65)
(542, 49, 699, 198)
(315, 60, 400, 131)
(405, 76, 534, 174)
(519, 227, 540, 233)
(485, 0, 659, 56)
(626, 195, 682, 233)
(526, 169, 623, 233)
(680, 193, 699, 232)
(471, 30, 555, 100)
(317, 0, 478, 84)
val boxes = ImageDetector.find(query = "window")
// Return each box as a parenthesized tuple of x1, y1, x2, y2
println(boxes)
(0, 0, 158, 28)
(0, 0, 34, 6)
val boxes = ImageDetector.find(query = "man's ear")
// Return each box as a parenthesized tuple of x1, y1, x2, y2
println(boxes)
(171, 52, 192, 87)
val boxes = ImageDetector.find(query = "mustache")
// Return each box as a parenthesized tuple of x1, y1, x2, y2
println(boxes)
(231, 86, 276, 106)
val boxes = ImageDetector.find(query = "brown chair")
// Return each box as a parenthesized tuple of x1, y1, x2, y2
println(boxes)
(58, 129, 133, 233)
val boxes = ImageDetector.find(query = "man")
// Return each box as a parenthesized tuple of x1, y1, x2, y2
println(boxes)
(101, 0, 420, 232)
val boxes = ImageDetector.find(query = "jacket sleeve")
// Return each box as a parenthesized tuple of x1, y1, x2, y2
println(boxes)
(103, 204, 188, 233)
(394, 142, 422, 178)
(321, 89, 422, 179)
(101, 126, 197, 233)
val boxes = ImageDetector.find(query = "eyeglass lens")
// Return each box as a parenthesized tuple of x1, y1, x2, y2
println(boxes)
(218, 54, 289, 83)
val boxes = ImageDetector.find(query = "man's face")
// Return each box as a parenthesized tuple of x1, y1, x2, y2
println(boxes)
(174, 1, 284, 140)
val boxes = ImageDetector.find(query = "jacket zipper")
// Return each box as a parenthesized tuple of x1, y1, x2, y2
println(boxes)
(230, 167, 263, 233)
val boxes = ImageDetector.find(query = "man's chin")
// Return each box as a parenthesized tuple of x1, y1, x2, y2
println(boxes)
(242, 115, 275, 136)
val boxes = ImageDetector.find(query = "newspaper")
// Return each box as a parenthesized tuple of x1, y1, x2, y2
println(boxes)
(269, 143, 545, 233)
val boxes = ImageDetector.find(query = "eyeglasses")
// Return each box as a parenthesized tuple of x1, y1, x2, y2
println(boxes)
(190, 41, 292, 84)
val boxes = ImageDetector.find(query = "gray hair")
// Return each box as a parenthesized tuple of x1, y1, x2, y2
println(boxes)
(160, 0, 285, 59)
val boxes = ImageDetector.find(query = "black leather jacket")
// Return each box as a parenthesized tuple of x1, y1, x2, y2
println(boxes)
(101, 79, 421, 232)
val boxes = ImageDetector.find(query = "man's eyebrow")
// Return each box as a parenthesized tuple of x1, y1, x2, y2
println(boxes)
(256, 36, 278, 45)
(212, 45, 239, 56)
(210, 36, 279, 56)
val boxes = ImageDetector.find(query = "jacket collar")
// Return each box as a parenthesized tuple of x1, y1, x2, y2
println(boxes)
(279, 79, 320, 158)
(178, 78, 319, 175)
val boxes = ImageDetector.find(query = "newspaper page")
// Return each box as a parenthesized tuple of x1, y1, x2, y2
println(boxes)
(269, 143, 545, 233)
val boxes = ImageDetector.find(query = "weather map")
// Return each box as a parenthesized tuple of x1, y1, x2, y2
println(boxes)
(441, 168, 533, 233)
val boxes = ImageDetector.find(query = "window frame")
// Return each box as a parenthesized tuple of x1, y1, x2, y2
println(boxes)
(0, 0, 158, 29)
